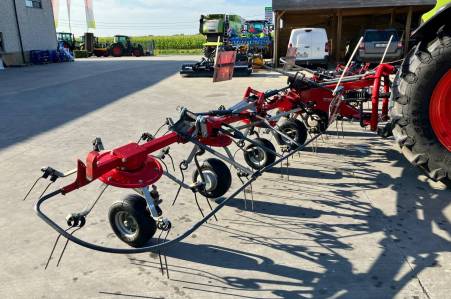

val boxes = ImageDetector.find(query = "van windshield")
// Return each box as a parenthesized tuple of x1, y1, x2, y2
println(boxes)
(364, 30, 399, 42)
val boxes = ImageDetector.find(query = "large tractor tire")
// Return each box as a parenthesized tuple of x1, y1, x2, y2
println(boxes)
(133, 47, 144, 57)
(391, 25, 451, 185)
(111, 44, 123, 57)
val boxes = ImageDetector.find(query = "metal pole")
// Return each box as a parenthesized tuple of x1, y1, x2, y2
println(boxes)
(404, 6, 413, 56)
(12, 0, 26, 64)
(380, 34, 394, 64)
(333, 36, 363, 95)
(273, 12, 280, 67)
(67, 0, 72, 33)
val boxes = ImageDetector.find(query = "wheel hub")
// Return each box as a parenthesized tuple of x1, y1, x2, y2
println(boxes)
(201, 169, 218, 192)
(249, 147, 266, 167)
(115, 211, 138, 238)
(429, 69, 451, 152)
(281, 128, 297, 143)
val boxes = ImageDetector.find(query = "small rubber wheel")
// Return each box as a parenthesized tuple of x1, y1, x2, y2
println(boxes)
(308, 111, 329, 133)
(192, 158, 232, 198)
(274, 118, 308, 147)
(244, 138, 276, 170)
(108, 194, 157, 248)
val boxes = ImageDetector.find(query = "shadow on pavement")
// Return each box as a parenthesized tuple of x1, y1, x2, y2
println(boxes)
(0, 59, 191, 150)
(125, 140, 450, 298)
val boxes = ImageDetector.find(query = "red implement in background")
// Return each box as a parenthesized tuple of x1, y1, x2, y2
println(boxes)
(213, 50, 237, 83)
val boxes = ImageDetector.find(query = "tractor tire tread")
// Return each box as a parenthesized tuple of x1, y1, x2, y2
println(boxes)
(391, 26, 451, 185)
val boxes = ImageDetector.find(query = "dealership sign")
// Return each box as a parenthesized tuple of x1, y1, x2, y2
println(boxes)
(265, 7, 273, 23)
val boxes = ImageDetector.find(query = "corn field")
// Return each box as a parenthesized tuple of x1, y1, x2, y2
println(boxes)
(98, 34, 205, 50)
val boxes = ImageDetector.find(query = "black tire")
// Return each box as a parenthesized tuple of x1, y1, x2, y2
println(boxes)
(391, 25, 451, 184)
(111, 45, 122, 57)
(133, 48, 142, 57)
(274, 118, 308, 147)
(244, 138, 277, 170)
(317, 111, 329, 132)
(108, 194, 157, 248)
(306, 111, 329, 133)
(192, 158, 232, 198)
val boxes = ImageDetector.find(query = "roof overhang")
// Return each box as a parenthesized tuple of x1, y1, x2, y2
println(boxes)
(272, 0, 436, 11)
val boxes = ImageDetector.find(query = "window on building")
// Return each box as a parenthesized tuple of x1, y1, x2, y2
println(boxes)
(25, 0, 42, 9)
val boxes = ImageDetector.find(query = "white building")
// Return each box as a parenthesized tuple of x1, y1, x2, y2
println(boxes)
(0, 0, 57, 66)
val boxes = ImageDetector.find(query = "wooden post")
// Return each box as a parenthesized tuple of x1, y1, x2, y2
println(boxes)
(404, 6, 412, 56)
(336, 10, 342, 62)
(273, 11, 281, 67)
(390, 9, 395, 26)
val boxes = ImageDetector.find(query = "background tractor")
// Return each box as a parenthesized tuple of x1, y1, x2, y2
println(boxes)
(390, 3, 451, 186)
(242, 20, 273, 59)
(56, 32, 77, 51)
(180, 14, 252, 76)
(229, 19, 274, 67)
(110, 35, 144, 57)
(77, 33, 109, 57)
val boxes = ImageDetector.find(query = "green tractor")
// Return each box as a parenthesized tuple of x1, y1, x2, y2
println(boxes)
(57, 32, 77, 51)
(109, 35, 144, 57)
(241, 20, 274, 64)
(180, 14, 252, 76)
(199, 14, 246, 62)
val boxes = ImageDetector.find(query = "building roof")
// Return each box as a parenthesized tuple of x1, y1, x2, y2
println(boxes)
(272, 0, 436, 11)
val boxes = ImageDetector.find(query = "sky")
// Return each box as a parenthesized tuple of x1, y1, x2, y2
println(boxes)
(56, 0, 272, 37)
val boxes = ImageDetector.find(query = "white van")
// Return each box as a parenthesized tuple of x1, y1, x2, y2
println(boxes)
(288, 28, 329, 66)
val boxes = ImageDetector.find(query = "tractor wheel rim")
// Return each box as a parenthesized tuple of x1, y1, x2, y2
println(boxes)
(115, 211, 138, 238)
(429, 69, 451, 152)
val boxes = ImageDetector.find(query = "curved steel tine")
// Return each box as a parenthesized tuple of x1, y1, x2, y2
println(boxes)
(38, 182, 53, 199)
(162, 229, 171, 279)
(171, 185, 183, 207)
(157, 230, 165, 276)
(336, 121, 339, 138)
(81, 184, 108, 216)
(57, 227, 82, 267)
(204, 196, 218, 221)
(249, 181, 254, 211)
(341, 119, 344, 138)
(193, 192, 205, 218)
(45, 227, 73, 269)
(171, 163, 185, 206)
(167, 153, 176, 172)
(237, 175, 247, 210)
(23, 177, 42, 201)
(286, 158, 290, 181)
